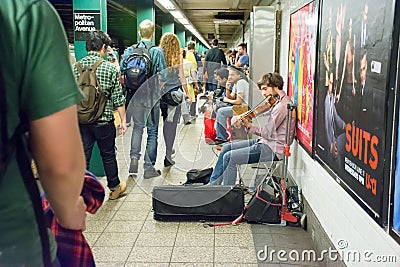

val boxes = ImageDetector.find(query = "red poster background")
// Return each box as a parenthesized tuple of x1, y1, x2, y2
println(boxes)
(288, 1, 317, 153)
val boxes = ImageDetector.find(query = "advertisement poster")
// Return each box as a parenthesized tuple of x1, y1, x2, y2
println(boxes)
(314, 0, 394, 219)
(288, 1, 318, 154)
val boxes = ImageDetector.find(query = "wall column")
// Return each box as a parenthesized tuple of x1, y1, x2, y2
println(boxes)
(162, 13, 174, 35)
(136, 0, 155, 45)
(175, 23, 185, 48)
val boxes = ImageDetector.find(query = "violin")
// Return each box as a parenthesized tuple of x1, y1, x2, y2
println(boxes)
(239, 94, 280, 121)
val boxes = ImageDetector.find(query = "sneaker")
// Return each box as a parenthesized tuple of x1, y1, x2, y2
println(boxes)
(129, 158, 138, 174)
(208, 139, 227, 145)
(183, 114, 191, 125)
(143, 166, 161, 179)
(164, 156, 175, 167)
(109, 181, 127, 200)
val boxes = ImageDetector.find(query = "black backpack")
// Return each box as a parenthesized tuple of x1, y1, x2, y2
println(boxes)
(123, 41, 154, 96)
(76, 59, 109, 124)
(0, 72, 52, 266)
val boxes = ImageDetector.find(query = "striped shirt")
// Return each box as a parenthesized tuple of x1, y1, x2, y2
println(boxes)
(73, 51, 125, 122)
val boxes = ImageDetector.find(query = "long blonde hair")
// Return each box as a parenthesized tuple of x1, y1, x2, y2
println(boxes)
(159, 33, 181, 68)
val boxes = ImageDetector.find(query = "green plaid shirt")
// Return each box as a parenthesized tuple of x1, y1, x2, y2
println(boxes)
(73, 51, 125, 122)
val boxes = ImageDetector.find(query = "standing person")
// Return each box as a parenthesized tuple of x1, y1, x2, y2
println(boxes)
(186, 41, 199, 117)
(120, 19, 167, 178)
(208, 72, 295, 185)
(204, 39, 227, 92)
(360, 3, 368, 48)
(0, 1, 86, 266)
(235, 43, 249, 68)
(73, 30, 127, 200)
(210, 66, 249, 145)
(182, 49, 197, 123)
(325, 72, 346, 160)
(159, 33, 191, 167)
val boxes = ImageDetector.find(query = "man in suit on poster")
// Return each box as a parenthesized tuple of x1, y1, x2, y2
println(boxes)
(357, 49, 374, 130)
(325, 72, 346, 160)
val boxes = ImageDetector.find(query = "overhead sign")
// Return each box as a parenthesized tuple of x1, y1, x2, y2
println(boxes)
(218, 43, 227, 48)
(74, 10, 100, 41)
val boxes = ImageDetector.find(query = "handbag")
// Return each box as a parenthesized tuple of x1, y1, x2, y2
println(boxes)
(204, 118, 216, 143)
(244, 184, 281, 224)
(232, 105, 249, 116)
(184, 168, 213, 185)
(163, 87, 183, 106)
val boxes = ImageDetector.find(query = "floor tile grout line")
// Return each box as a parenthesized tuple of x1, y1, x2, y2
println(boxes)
(168, 221, 181, 266)
(123, 205, 151, 266)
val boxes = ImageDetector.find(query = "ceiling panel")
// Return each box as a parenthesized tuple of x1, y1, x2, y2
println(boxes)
(174, 0, 270, 48)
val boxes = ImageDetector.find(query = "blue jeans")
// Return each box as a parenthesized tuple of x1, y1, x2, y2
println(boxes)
(206, 76, 218, 92)
(130, 101, 160, 169)
(216, 106, 233, 141)
(161, 105, 181, 158)
(79, 122, 120, 189)
(208, 139, 276, 185)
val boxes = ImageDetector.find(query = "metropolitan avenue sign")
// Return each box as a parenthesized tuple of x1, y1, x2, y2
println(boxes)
(73, 10, 100, 41)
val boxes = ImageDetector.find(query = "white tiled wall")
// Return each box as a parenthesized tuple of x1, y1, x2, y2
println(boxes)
(231, 0, 400, 264)
(278, 1, 400, 264)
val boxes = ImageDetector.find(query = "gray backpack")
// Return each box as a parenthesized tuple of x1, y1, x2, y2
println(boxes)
(76, 59, 109, 124)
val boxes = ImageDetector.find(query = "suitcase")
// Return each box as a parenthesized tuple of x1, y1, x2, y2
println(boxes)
(152, 185, 244, 221)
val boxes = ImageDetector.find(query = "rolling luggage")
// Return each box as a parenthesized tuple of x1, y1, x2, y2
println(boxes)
(152, 185, 244, 221)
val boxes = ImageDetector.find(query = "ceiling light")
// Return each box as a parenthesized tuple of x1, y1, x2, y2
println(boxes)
(185, 24, 195, 32)
(213, 19, 243, 25)
(178, 18, 189, 25)
(170, 10, 184, 19)
(157, 0, 175, 10)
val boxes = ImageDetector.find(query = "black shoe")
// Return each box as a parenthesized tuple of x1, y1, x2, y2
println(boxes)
(129, 158, 138, 174)
(208, 139, 227, 145)
(164, 157, 175, 167)
(143, 167, 161, 179)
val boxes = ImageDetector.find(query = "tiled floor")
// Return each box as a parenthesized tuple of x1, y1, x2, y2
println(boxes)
(85, 111, 318, 267)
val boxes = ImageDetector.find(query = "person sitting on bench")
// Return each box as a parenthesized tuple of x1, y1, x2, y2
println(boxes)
(207, 72, 295, 185)
(209, 66, 249, 145)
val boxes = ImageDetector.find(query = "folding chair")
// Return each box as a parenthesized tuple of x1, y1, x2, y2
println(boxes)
(236, 159, 283, 191)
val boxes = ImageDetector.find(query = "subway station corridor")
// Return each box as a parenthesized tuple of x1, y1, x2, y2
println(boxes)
(84, 114, 317, 266)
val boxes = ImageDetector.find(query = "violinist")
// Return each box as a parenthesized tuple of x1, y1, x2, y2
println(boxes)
(207, 72, 295, 186)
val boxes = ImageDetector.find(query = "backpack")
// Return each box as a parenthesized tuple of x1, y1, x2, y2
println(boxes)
(76, 59, 108, 124)
(124, 42, 154, 96)
(0, 71, 52, 266)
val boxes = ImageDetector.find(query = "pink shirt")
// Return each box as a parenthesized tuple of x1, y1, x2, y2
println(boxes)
(248, 91, 295, 159)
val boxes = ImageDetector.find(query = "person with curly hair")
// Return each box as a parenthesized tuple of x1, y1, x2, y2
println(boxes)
(159, 33, 190, 167)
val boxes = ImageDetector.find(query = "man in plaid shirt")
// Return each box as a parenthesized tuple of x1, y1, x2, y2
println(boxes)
(73, 30, 127, 200)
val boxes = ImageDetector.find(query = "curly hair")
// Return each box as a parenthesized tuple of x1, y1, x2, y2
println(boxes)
(159, 33, 181, 68)
(257, 72, 284, 90)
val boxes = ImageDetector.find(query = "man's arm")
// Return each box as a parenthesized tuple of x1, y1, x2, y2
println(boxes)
(220, 50, 227, 65)
(30, 105, 86, 230)
(117, 105, 126, 136)
(235, 55, 243, 67)
(224, 92, 243, 105)
(110, 67, 126, 135)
